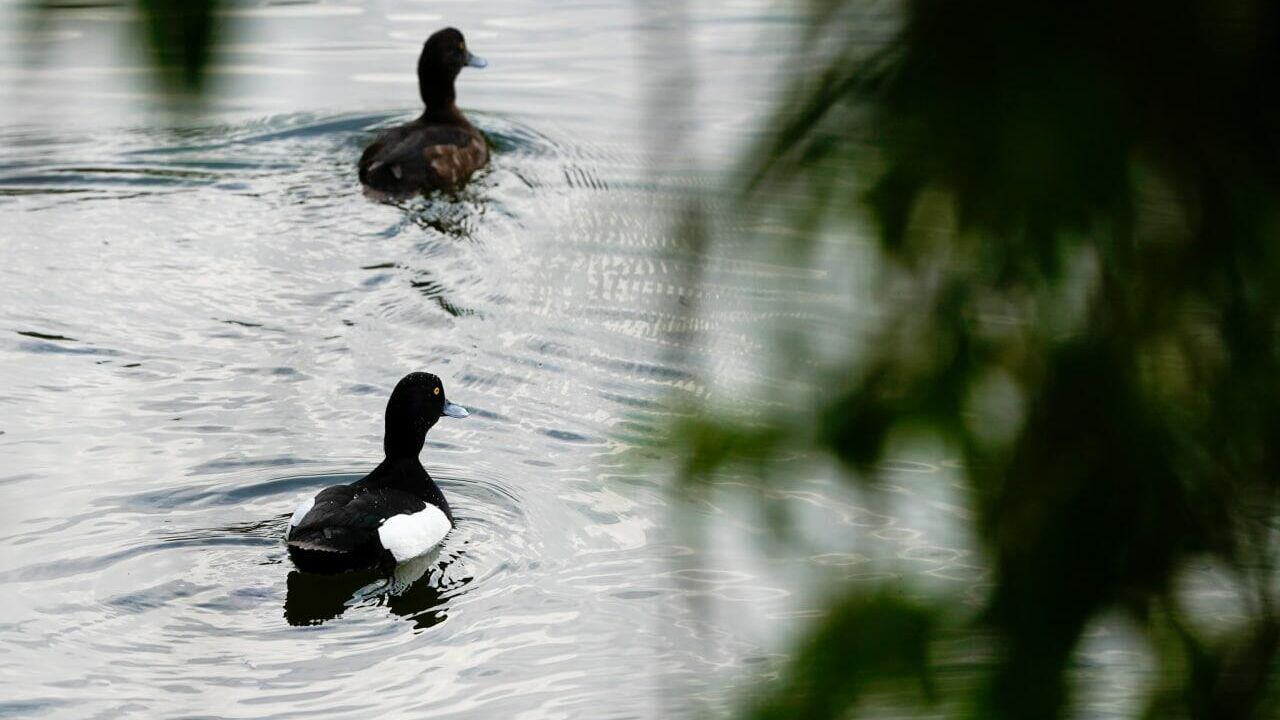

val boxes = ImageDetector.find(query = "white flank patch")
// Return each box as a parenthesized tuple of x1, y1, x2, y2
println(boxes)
(377, 505, 451, 563)
(288, 496, 315, 528)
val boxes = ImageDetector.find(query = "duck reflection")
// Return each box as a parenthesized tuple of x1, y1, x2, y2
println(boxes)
(409, 274, 480, 318)
(404, 198, 484, 238)
(283, 552, 449, 628)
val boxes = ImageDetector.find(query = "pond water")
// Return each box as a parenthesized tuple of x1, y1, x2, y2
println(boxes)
(0, 2, 1194, 718)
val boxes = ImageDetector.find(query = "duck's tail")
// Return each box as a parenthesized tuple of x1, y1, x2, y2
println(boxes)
(359, 159, 421, 201)
(287, 541, 383, 574)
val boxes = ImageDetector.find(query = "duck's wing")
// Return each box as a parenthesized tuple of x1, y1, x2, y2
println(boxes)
(287, 485, 426, 555)
(286, 485, 369, 554)
(358, 126, 423, 193)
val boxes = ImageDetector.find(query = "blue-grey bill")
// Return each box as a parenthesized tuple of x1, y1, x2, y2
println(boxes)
(442, 401, 470, 418)
(465, 52, 487, 69)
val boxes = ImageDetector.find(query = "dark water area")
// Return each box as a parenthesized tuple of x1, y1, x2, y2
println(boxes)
(0, 1, 1217, 718)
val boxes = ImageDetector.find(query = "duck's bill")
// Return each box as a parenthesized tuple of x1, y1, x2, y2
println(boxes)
(442, 401, 470, 418)
(465, 52, 487, 69)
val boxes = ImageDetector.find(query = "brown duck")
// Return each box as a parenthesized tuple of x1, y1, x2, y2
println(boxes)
(359, 28, 488, 197)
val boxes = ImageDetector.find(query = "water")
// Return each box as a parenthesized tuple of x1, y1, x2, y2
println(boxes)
(0, 2, 1192, 718)
(0, 2, 789, 716)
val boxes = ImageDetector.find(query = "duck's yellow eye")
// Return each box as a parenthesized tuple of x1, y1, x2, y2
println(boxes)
(459, 42, 466, 52)
(433, 387, 441, 395)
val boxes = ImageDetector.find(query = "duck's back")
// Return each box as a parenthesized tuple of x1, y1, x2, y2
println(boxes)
(286, 471, 452, 573)
(359, 120, 488, 196)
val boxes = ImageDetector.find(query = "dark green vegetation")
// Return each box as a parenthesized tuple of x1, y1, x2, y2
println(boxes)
(31, 0, 220, 93)
(134, 0, 219, 91)
(676, 0, 1280, 718)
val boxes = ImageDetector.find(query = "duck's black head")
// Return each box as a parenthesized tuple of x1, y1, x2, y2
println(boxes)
(384, 371, 469, 458)
(418, 27, 486, 111)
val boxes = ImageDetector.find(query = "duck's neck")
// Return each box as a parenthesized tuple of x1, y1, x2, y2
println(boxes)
(374, 453, 452, 521)
(419, 77, 464, 124)
(384, 425, 426, 459)
(419, 99, 468, 125)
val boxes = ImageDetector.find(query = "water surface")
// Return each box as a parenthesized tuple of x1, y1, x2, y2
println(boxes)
(0, 2, 808, 716)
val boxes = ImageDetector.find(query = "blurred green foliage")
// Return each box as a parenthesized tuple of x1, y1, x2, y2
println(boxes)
(680, 0, 1280, 718)
(135, 0, 220, 91)
(747, 593, 937, 720)
(31, 0, 220, 93)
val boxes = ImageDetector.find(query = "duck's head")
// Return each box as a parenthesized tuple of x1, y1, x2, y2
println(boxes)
(384, 371, 469, 458)
(418, 27, 486, 108)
